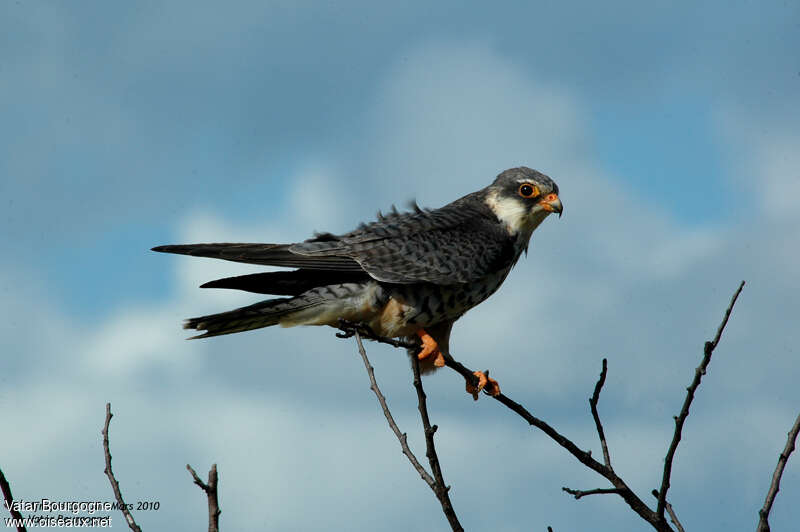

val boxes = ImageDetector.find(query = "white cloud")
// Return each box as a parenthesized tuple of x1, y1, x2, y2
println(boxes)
(714, 106, 800, 221)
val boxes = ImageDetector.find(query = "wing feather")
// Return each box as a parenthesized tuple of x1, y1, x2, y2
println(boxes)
(151, 243, 363, 271)
(290, 192, 516, 284)
(152, 191, 516, 285)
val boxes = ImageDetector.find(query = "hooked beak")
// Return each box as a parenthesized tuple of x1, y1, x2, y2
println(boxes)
(538, 193, 563, 218)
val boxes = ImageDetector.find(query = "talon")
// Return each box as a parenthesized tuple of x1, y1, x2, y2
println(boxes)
(465, 370, 501, 400)
(415, 329, 441, 361)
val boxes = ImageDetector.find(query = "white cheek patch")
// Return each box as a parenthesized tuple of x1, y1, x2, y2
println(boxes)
(485, 190, 532, 234)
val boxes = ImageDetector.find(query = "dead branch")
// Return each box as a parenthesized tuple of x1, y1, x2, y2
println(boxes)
(656, 280, 745, 520)
(650, 490, 685, 532)
(102, 403, 142, 532)
(187, 464, 221, 532)
(757, 411, 800, 532)
(562, 487, 623, 499)
(351, 330, 463, 531)
(352, 331, 435, 488)
(340, 325, 665, 529)
(410, 352, 463, 531)
(0, 466, 27, 532)
(338, 319, 418, 350)
(589, 358, 612, 469)
(441, 353, 666, 529)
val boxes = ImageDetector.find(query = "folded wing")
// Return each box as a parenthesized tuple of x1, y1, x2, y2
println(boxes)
(152, 195, 516, 287)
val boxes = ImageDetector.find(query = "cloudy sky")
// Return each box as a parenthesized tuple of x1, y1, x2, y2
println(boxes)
(2, 1, 798, 530)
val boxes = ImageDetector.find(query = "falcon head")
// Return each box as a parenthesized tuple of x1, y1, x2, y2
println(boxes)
(485, 167, 563, 236)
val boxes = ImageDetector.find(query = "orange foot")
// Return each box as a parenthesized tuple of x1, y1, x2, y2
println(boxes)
(416, 329, 445, 367)
(466, 370, 501, 400)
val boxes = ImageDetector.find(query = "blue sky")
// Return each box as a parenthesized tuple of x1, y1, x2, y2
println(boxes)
(2, 1, 799, 531)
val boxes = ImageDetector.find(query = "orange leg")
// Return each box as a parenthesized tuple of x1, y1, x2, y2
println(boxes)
(466, 370, 501, 400)
(415, 329, 445, 367)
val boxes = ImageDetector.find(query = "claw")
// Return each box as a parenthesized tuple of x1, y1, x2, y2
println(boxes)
(466, 370, 501, 400)
(416, 329, 441, 361)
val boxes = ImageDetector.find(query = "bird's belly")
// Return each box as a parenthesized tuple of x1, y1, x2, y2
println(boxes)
(287, 271, 512, 338)
(372, 269, 512, 336)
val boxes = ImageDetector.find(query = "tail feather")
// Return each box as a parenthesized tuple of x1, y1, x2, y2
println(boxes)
(184, 296, 322, 339)
(152, 243, 363, 271)
(200, 269, 371, 296)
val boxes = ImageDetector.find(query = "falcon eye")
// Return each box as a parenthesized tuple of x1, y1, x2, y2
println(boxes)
(518, 183, 539, 198)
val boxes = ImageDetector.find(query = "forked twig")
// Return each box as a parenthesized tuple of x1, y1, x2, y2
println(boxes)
(352, 331, 435, 488)
(651, 490, 685, 532)
(351, 330, 463, 530)
(340, 323, 664, 529)
(187, 463, 221, 532)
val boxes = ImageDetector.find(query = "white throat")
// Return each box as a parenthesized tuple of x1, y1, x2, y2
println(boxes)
(485, 189, 549, 244)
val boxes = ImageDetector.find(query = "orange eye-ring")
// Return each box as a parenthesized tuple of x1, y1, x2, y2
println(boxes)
(518, 183, 539, 198)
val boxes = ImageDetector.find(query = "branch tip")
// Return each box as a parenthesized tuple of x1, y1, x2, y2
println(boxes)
(101, 403, 142, 532)
(657, 281, 745, 521)
(757, 412, 800, 532)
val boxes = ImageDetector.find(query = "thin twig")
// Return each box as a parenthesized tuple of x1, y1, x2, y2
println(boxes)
(589, 358, 612, 469)
(101, 403, 142, 532)
(757, 411, 800, 532)
(562, 487, 623, 499)
(651, 490, 685, 532)
(187, 464, 221, 532)
(352, 331, 435, 488)
(0, 467, 27, 532)
(338, 319, 418, 349)
(656, 281, 745, 520)
(410, 354, 464, 532)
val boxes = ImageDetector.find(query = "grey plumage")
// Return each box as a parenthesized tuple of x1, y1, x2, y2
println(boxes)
(153, 166, 562, 343)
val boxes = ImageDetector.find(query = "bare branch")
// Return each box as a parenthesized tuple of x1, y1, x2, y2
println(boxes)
(352, 331, 435, 488)
(651, 489, 685, 532)
(410, 353, 463, 532)
(757, 411, 800, 532)
(338, 319, 418, 349)
(0, 467, 27, 532)
(656, 280, 745, 520)
(442, 356, 670, 531)
(187, 463, 221, 532)
(101, 403, 142, 532)
(349, 329, 463, 530)
(562, 486, 623, 499)
(589, 358, 612, 469)
(339, 326, 673, 530)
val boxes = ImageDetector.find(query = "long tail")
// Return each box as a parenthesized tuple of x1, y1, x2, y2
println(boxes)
(199, 269, 371, 296)
(184, 295, 323, 339)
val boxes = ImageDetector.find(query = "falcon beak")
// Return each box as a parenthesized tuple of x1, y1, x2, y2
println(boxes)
(539, 193, 563, 218)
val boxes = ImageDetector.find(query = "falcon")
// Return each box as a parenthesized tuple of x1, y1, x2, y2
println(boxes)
(153, 167, 562, 398)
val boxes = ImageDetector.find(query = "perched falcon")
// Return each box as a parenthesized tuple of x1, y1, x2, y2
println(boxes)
(153, 167, 562, 398)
